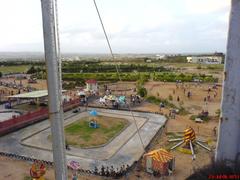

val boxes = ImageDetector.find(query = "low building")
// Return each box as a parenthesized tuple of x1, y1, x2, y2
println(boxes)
(156, 54, 167, 60)
(85, 79, 98, 92)
(187, 56, 223, 64)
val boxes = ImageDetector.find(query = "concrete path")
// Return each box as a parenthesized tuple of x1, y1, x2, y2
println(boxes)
(0, 108, 166, 170)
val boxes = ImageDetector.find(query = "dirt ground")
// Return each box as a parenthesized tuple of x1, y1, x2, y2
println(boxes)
(0, 156, 105, 180)
(144, 81, 222, 116)
(0, 78, 48, 102)
(0, 102, 219, 180)
(133, 102, 218, 180)
(0, 81, 221, 180)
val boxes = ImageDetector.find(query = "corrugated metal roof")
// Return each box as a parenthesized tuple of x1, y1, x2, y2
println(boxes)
(9, 90, 66, 99)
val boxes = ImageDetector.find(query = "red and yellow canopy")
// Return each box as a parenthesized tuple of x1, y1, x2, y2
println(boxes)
(144, 148, 174, 163)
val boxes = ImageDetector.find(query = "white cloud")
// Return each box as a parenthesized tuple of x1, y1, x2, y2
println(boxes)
(0, 0, 231, 53)
(184, 0, 230, 14)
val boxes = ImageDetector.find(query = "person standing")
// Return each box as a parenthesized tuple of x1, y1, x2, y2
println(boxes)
(72, 172, 78, 180)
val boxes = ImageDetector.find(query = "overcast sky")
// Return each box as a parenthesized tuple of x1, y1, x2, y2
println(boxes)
(0, 0, 230, 54)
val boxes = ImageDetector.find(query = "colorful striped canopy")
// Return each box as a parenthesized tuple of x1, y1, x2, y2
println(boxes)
(144, 148, 174, 163)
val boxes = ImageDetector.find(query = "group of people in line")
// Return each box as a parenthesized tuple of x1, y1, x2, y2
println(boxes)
(71, 164, 131, 180)
(93, 164, 131, 178)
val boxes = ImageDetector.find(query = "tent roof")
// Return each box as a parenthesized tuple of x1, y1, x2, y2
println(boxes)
(144, 148, 174, 163)
(89, 109, 98, 116)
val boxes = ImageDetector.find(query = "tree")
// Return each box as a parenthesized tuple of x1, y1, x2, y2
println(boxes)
(27, 66, 37, 74)
(138, 87, 147, 97)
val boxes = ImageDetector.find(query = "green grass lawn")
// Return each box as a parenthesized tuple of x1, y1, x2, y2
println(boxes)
(0, 65, 30, 74)
(64, 115, 129, 148)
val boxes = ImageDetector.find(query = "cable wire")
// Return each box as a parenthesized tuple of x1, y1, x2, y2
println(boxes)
(93, 0, 121, 81)
(54, 0, 62, 99)
(93, 0, 145, 150)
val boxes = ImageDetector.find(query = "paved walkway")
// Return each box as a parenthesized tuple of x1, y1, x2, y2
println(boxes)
(0, 108, 166, 170)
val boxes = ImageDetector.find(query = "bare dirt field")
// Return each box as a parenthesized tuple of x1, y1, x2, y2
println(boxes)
(0, 103, 219, 180)
(144, 81, 222, 116)
(0, 81, 221, 180)
(0, 156, 105, 180)
(132, 102, 218, 180)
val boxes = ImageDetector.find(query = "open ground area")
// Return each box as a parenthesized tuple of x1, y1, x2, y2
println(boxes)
(0, 79, 222, 179)
(144, 81, 222, 116)
(0, 106, 218, 180)
(0, 60, 224, 179)
(0, 0, 235, 177)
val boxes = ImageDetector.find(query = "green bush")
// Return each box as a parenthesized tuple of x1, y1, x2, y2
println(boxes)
(138, 87, 147, 97)
(146, 96, 177, 108)
(190, 115, 198, 120)
(197, 65, 202, 69)
(62, 72, 217, 83)
(26, 66, 37, 74)
(190, 114, 210, 121)
(178, 106, 189, 115)
(207, 64, 224, 70)
(215, 109, 221, 117)
(153, 72, 217, 83)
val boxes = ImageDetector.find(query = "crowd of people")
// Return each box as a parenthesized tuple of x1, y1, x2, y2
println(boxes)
(0, 80, 36, 93)
(130, 94, 141, 105)
(173, 81, 219, 104)
(93, 164, 131, 178)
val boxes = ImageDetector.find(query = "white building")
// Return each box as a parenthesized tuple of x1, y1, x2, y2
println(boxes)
(85, 79, 98, 92)
(156, 54, 167, 60)
(187, 56, 223, 64)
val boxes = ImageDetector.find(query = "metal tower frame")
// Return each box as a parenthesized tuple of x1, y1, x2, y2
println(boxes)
(41, 0, 67, 179)
(216, 0, 240, 165)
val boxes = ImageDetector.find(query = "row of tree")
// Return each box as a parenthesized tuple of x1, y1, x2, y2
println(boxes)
(62, 63, 169, 73)
(62, 72, 217, 83)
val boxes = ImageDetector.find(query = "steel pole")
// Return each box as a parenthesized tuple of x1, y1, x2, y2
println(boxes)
(40, 0, 67, 179)
(216, 0, 240, 163)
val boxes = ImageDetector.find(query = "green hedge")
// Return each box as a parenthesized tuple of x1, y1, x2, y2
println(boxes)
(146, 96, 177, 108)
(62, 72, 218, 83)
(62, 63, 169, 73)
(153, 72, 217, 82)
(62, 72, 150, 82)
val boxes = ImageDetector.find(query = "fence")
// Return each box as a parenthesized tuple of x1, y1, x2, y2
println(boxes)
(0, 99, 81, 136)
(0, 151, 133, 178)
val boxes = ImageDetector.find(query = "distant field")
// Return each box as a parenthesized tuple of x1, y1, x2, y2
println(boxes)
(160, 62, 224, 69)
(64, 115, 129, 148)
(0, 65, 30, 74)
